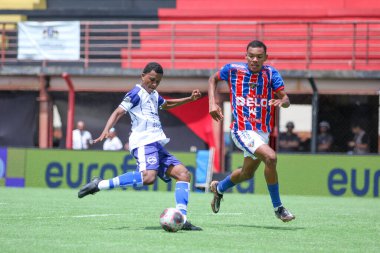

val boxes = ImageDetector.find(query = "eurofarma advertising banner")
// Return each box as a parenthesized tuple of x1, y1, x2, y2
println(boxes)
(1, 148, 379, 197)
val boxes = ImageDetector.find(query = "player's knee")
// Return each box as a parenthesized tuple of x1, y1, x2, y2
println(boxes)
(265, 153, 277, 167)
(177, 170, 191, 182)
(142, 171, 156, 185)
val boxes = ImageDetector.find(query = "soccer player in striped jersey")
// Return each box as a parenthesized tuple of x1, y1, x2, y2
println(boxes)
(208, 40, 295, 222)
(78, 62, 202, 230)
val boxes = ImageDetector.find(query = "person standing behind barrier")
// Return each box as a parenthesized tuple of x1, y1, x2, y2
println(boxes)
(317, 121, 334, 152)
(72, 120, 93, 150)
(103, 127, 123, 151)
(278, 121, 300, 152)
(208, 40, 295, 222)
(347, 123, 369, 154)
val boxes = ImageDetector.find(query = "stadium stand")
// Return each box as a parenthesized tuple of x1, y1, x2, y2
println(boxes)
(121, 0, 380, 70)
(0, 0, 379, 71)
(0, 0, 177, 67)
(0, 0, 46, 10)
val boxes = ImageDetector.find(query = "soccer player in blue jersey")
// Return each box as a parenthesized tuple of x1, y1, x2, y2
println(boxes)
(78, 62, 202, 230)
(208, 40, 295, 222)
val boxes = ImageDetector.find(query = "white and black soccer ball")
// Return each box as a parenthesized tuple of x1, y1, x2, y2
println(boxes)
(159, 207, 184, 232)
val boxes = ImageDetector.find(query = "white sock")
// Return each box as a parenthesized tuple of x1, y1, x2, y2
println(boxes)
(98, 180, 110, 190)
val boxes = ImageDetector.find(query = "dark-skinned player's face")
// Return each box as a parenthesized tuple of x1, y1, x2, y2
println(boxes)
(141, 70, 163, 93)
(245, 47, 267, 73)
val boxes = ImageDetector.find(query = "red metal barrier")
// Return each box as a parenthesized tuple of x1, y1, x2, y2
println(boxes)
(1, 20, 380, 71)
(62, 72, 75, 149)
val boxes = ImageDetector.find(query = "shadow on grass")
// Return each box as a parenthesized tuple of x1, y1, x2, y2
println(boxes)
(226, 224, 305, 231)
(108, 226, 130, 230)
(108, 226, 162, 230)
(144, 226, 163, 230)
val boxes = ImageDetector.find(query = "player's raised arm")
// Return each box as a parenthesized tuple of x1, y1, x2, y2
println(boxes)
(161, 89, 201, 110)
(208, 72, 224, 122)
(93, 106, 125, 143)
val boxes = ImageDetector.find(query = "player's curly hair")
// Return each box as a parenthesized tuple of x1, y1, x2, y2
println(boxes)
(143, 62, 164, 74)
(246, 40, 267, 53)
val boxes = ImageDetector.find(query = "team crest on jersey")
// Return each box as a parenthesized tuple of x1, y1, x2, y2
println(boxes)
(147, 156, 157, 165)
(248, 82, 258, 89)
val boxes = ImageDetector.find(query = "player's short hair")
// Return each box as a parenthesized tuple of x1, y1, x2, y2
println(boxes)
(246, 40, 267, 53)
(143, 62, 164, 74)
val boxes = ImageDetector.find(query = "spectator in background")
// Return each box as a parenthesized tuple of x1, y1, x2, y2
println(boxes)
(72, 120, 93, 150)
(278, 121, 300, 152)
(317, 121, 334, 152)
(103, 127, 123, 151)
(347, 123, 369, 154)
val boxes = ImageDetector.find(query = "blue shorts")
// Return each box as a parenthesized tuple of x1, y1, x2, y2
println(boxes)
(131, 142, 181, 183)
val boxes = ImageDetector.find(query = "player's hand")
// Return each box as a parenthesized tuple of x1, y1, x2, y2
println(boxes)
(269, 99, 283, 107)
(209, 104, 223, 122)
(93, 132, 109, 144)
(190, 89, 201, 101)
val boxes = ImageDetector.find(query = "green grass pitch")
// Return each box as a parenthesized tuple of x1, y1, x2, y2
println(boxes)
(0, 187, 379, 253)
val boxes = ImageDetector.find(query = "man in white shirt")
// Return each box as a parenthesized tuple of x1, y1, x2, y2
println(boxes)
(72, 120, 92, 150)
(103, 128, 123, 151)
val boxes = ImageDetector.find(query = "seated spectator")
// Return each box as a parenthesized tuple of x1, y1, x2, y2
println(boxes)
(103, 127, 123, 151)
(347, 123, 369, 154)
(317, 121, 334, 152)
(279, 121, 301, 152)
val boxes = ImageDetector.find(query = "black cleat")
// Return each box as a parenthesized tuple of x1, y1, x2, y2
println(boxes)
(275, 206, 296, 222)
(78, 177, 102, 198)
(210, 181, 223, 213)
(182, 221, 202, 231)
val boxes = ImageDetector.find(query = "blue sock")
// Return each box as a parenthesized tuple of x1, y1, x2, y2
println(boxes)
(98, 171, 143, 190)
(267, 183, 282, 208)
(217, 175, 236, 193)
(175, 181, 189, 216)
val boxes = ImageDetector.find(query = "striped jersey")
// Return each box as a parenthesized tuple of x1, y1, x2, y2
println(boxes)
(218, 63, 284, 133)
(119, 84, 169, 150)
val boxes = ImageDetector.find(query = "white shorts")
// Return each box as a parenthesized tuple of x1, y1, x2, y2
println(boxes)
(231, 130, 269, 159)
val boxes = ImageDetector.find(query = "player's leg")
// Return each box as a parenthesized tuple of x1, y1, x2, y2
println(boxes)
(78, 144, 158, 198)
(166, 163, 202, 231)
(209, 157, 260, 213)
(166, 164, 191, 218)
(254, 144, 295, 222)
(210, 130, 262, 213)
(157, 144, 191, 218)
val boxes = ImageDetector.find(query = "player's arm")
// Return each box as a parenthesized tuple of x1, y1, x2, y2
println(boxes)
(93, 106, 125, 143)
(269, 90, 290, 108)
(161, 89, 201, 110)
(208, 72, 223, 122)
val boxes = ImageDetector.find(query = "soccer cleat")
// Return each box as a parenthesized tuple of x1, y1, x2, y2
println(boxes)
(78, 177, 102, 198)
(275, 206, 295, 222)
(181, 221, 202, 231)
(210, 181, 223, 213)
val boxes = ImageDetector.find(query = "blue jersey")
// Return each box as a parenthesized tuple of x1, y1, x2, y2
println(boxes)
(218, 63, 284, 133)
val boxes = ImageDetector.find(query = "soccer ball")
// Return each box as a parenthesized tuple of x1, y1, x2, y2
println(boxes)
(159, 208, 184, 232)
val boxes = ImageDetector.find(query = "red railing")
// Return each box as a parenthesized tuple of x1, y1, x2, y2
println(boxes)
(1, 20, 380, 71)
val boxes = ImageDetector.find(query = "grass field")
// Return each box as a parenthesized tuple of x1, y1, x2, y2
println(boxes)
(0, 187, 379, 253)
